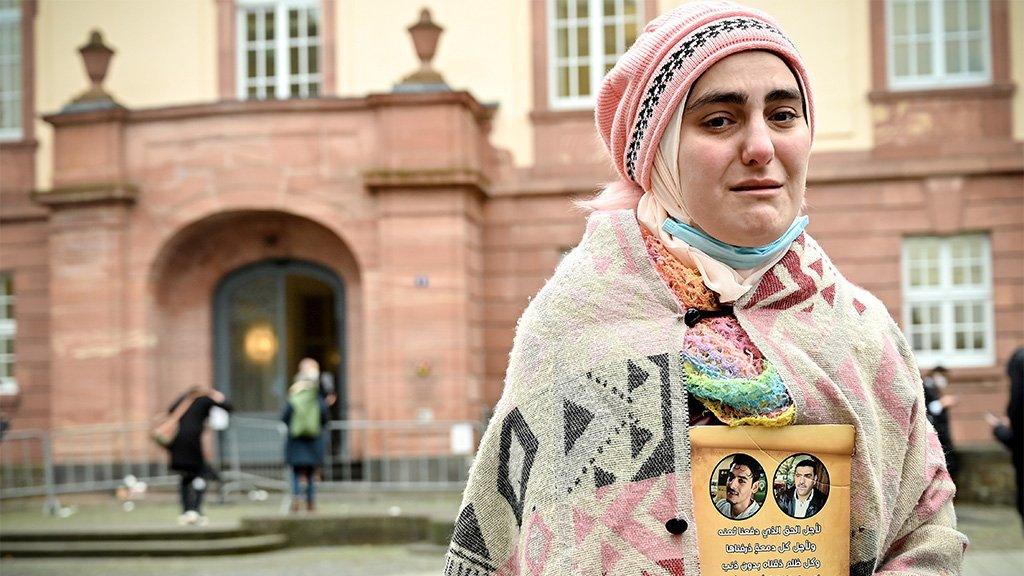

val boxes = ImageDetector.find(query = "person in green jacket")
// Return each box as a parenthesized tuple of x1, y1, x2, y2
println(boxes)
(282, 358, 330, 512)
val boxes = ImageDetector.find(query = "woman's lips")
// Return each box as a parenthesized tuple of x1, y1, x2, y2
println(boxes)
(730, 179, 783, 192)
(730, 185, 783, 196)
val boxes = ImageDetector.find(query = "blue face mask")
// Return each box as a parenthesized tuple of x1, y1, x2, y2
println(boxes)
(661, 215, 809, 269)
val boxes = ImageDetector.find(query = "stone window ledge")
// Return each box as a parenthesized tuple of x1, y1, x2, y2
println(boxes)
(868, 82, 1015, 103)
(0, 139, 38, 152)
(529, 108, 595, 125)
(939, 365, 1012, 384)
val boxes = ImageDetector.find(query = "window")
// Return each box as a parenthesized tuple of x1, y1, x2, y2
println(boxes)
(0, 0, 21, 140)
(0, 273, 15, 395)
(237, 0, 322, 100)
(548, 0, 642, 109)
(902, 235, 994, 368)
(886, 0, 991, 90)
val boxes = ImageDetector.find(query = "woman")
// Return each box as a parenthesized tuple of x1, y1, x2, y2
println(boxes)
(167, 385, 232, 525)
(282, 358, 330, 512)
(923, 366, 959, 479)
(445, 2, 966, 574)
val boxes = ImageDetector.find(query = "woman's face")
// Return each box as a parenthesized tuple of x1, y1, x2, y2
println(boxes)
(677, 50, 811, 247)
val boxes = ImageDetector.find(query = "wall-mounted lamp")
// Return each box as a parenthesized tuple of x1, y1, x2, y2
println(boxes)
(244, 324, 278, 363)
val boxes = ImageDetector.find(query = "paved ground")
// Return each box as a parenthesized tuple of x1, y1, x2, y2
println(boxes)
(0, 545, 445, 576)
(0, 490, 464, 529)
(953, 504, 1024, 576)
(1, 493, 1021, 575)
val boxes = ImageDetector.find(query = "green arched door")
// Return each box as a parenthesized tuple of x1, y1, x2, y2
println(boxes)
(213, 259, 345, 421)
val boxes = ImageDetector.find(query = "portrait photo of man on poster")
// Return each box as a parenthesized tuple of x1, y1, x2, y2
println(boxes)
(774, 453, 831, 520)
(711, 453, 768, 521)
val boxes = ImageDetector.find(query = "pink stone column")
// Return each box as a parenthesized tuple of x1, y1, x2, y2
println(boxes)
(36, 109, 136, 430)
(363, 92, 496, 438)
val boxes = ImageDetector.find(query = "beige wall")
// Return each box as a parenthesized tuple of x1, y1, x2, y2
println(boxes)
(336, 0, 534, 167)
(32, 0, 536, 189)
(34, 0, 218, 189)
(29, 0, 1024, 190)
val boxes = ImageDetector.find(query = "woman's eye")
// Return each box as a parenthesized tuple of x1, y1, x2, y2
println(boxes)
(703, 116, 733, 129)
(770, 110, 798, 123)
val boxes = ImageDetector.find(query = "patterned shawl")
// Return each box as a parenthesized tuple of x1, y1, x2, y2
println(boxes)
(445, 210, 966, 576)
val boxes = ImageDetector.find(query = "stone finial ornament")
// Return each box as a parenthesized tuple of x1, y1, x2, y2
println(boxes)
(65, 30, 122, 112)
(394, 8, 450, 93)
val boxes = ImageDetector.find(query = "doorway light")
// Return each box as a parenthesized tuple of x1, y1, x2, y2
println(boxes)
(244, 324, 278, 363)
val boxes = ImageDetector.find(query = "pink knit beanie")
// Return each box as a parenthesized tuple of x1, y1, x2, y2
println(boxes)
(595, 0, 815, 193)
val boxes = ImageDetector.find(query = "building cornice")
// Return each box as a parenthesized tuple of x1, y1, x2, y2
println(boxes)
(366, 91, 496, 123)
(42, 106, 128, 127)
(808, 147, 1024, 184)
(0, 210, 48, 224)
(363, 168, 490, 198)
(31, 182, 138, 209)
(0, 138, 38, 152)
(42, 91, 496, 127)
(868, 82, 1016, 103)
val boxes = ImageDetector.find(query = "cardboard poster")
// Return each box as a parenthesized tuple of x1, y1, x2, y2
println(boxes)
(690, 425, 856, 576)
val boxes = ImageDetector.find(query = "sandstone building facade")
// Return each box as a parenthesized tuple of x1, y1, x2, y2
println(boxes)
(1, 0, 1021, 448)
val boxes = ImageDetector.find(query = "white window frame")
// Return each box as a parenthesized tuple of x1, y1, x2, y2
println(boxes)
(0, 0, 22, 141)
(547, 0, 642, 110)
(0, 272, 16, 396)
(236, 0, 322, 100)
(901, 234, 995, 368)
(886, 0, 992, 90)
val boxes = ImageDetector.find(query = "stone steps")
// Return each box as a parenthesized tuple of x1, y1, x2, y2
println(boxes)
(0, 515, 458, 558)
(0, 533, 287, 557)
(0, 526, 246, 542)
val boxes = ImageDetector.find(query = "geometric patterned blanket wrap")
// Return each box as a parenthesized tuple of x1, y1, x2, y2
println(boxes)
(445, 210, 967, 576)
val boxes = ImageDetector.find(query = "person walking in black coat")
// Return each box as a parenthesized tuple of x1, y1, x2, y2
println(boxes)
(167, 385, 232, 525)
(923, 366, 959, 479)
(988, 347, 1023, 527)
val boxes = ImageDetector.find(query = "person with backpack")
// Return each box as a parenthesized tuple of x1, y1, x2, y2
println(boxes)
(282, 358, 330, 512)
(165, 385, 232, 525)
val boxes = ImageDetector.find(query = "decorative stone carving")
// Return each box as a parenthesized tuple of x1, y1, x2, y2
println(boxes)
(394, 8, 450, 93)
(65, 30, 123, 112)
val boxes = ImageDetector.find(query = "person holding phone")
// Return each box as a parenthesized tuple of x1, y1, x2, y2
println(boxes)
(987, 347, 1023, 526)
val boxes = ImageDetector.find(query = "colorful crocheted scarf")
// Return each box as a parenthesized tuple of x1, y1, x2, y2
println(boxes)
(641, 226, 794, 427)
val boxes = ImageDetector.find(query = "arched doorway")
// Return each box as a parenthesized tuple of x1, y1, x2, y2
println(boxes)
(213, 259, 345, 421)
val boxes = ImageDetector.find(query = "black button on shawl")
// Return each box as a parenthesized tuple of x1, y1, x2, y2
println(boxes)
(665, 517, 688, 535)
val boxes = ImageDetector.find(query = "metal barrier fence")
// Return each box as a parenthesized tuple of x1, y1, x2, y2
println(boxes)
(0, 429, 60, 512)
(320, 419, 480, 489)
(1, 417, 483, 511)
(0, 422, 180, 513)
(222, 416, 289, 488)
(222, 417, 483, 490)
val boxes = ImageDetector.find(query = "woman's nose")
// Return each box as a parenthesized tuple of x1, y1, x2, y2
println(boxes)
(740, 117, 775, 167)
